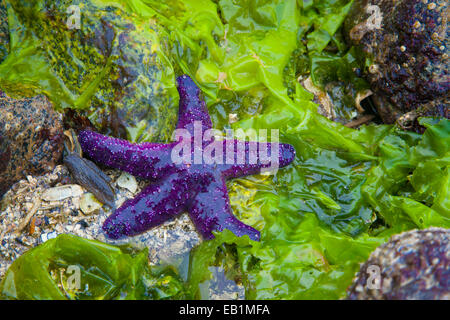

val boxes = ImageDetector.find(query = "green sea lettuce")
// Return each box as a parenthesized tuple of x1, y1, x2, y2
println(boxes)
(187, 219, 385, 300)
(0, 234, 186, 300)
(186, 119, 448, 300)
(141, 0, 449, 299)
(362, 118, 450, 232)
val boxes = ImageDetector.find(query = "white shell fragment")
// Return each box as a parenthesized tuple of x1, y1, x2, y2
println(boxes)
(80, 192, 102, 215)
(228, 113, 238, 124)
(40, 231, 58, 243)
(41, 184, 84, 201)
(355, 89, 373, 113)
(116, 172, 138, 194)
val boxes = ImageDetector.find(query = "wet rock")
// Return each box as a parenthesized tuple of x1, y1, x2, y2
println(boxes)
(0, 0, 8, 63)
(0, 91, 63, 196)
(345, 0, 449, 131)
(7, 0, 178, 143)
(347, 228, 449, 300)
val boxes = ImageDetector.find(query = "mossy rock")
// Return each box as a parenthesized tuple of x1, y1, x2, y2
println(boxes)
(0, 0, 9, 63)
(3, 0, 179, 142)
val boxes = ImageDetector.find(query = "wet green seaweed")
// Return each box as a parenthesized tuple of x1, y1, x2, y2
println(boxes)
(0, 234, 186, 300)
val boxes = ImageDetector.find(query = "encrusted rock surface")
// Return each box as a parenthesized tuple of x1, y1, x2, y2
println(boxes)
(347, 228, 449, 300)
(0, 91, 63, 196)
(345, 0, 449, 131)
(0, 0, 8, 63)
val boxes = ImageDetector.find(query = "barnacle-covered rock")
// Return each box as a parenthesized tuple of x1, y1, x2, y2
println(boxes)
(347, 228, 449, 300)
(5, 0, 178, 142)
(0, 91, 63, 196)
(0, 0, 8, 63)
(345, 0, 449, 131)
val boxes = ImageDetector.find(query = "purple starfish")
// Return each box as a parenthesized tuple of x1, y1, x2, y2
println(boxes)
(78, 75, 295, 241)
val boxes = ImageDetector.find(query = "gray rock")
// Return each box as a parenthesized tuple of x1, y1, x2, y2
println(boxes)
(347, 228, 449, 300)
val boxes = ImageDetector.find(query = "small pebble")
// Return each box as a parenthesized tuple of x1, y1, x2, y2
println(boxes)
(78, 220, 89, 229)
(116, 172, 138, 194)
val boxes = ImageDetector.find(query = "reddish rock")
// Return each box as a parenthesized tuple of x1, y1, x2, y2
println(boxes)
(0, 91, 63, 195)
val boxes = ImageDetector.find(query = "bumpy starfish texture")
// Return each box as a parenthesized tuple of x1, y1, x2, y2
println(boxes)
(79, 75, 295, 241)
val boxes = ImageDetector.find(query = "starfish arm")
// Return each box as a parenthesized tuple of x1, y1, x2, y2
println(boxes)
(176, 75, 212, 134)
(102, 173, 194, 239)
(187, 175, 260, 241)
(78, 130, 177, 180)
(220, 140, 296, 179)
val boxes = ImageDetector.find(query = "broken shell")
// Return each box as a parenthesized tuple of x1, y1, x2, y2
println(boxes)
(302, 76, 336, 119)
(116, 172, 138, 194)
(40, 231, 57, 243)
(80, 192, 102, 214)
(41, 184, 84, 201)
(64, 129, 82, 156)
(228, 113, 238, 124)
(355, 89, 373, 113)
